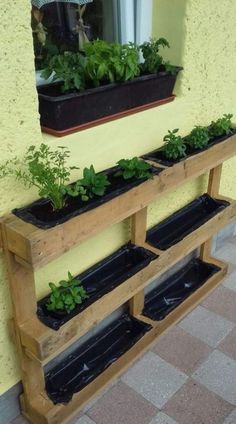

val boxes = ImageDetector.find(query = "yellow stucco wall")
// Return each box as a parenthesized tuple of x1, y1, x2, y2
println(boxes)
(0, 0, 236, 395)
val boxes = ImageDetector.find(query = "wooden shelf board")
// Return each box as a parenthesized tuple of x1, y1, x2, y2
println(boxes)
(22, 257, 227, 424)
(19, 198, 236, 363)
(2, 134, 236, 269)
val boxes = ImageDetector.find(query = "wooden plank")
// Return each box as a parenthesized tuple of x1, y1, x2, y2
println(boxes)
(24, 259, 226, 424)
(129, 207, 147, 315)
(201, 164, 223, 260)
(1, 223, 45, 400)
(19, 198, 236, 362)
(131, 208, 147, 245)
(2, 134, 236, 269)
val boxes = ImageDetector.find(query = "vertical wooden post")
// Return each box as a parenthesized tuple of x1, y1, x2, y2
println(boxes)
(200, 165, 223, 260)
(129, 207, 147, 316)
(1, 222, 45, 403)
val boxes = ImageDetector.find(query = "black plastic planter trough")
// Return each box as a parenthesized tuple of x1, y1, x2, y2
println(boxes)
(143, 258, 221, 321)
(142, 128, 236, 167)
(146, 194, 230, 250)
(38, 68, 182, 135)
(13, 165, 162, 229)
(37, 243, 158, 330)
(45, 313, 152, 404)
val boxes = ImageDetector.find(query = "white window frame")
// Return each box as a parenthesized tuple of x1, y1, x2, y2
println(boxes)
(36, 0, 153, 86)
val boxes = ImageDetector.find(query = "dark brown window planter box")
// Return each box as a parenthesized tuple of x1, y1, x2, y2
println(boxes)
(38, 68, 182, 137)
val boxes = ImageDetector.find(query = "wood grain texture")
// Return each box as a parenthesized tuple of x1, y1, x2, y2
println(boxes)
(2, 133, 236, 269)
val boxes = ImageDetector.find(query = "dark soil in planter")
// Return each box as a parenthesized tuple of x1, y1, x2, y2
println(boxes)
(146, 194, 230, 250)
(142, 128, 236, 167)
(143, 258, 220, 321)
(13, 165, 162, 229)
(45, 313, 152, 404)
(37, 243, 158, 331)
(38, 68, 182, 132)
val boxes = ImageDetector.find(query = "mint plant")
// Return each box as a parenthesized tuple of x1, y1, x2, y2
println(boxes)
(186, 126, 210, 150)
(115, 158, 152, 180)
(140, 38, 170, 74)
(79, 165, 110, 198)
(0, 144, 78, 210)
(46, 272, 88, 314)
(209, 114, 233, 138)
(162, 129, 187, 160)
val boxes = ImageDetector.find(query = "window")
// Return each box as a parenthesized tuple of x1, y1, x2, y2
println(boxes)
(31, 0, 153, 85)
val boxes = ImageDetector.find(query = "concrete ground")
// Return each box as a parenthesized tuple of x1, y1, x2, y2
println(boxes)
(11, 236, 236, 424)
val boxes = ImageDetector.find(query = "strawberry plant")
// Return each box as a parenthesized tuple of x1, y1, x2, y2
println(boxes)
(162, 129, 187, 160)
(186, 126, 210, 150)
(115, 158, 152, 180)
(209, 114, 234, 138)
(46, 272, 88, 314)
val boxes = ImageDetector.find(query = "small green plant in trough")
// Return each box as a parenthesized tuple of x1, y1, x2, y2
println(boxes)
(186, 126, 210, 150)
(78, 165, 110, 199)
(46, 272, 88, 314)
(0, 144, 79, 210)
(162, 129, 187, 160)
(115, 157, 152, 180)
(140, 37, 170, 74)
(209, 114, 233, 138)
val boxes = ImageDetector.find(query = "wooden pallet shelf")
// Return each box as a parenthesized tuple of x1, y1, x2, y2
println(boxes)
(1, 132, 236, 424)
(22, 256, 227, 424)
(2, 133, 236, 269)
(19, 196, 236, 363)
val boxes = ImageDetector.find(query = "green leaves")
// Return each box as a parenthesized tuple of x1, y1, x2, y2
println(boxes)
(46, 271, 88, 314)
(209, 114, 233, 137)
(41, 52, 86, 93)
(79, 165, 110, 199)
(140, 37, 170, 74)
(115, 158, 152, 180)
(0, 144, 77, 211)
(163, 129, 187, 160)
(41, 40, 140, 92)
(186, 126, 210, 150)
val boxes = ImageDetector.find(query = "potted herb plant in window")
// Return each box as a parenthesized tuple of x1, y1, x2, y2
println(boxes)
(37, 37, 182, 136)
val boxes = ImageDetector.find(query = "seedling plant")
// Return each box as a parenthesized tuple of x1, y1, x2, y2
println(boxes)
(162, 129, 187, 160)
(46, 272, 88, 314)
(115, 158, 152, 180)
(186, 126, 210, 150)
(209, 114, 233, 138)
(78, 165, 110, 198)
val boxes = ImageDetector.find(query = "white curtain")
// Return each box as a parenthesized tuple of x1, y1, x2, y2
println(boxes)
(115, 0, 153, 44)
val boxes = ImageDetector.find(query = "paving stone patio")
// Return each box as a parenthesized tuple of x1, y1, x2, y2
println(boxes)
(11, 236, 236, 424)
